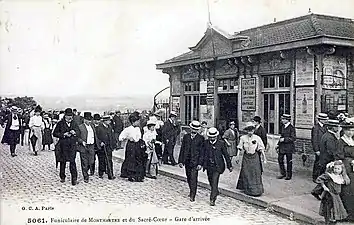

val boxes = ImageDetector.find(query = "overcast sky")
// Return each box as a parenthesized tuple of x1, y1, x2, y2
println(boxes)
(0, 0, 353, 98)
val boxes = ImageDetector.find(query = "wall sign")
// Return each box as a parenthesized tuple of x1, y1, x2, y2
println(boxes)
(241, 78, 256, 111)
(295, 53, 314, 86)
(322, 55, 347, 90)
(171, 97, 180, 116)
(242, 111, 255, 122)
(295, 87, 315, 129)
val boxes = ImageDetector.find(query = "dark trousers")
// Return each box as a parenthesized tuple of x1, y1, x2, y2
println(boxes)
(80, 144, 95, 180)
(90, 150, 98, 175)
(312, 154, 321, 181)
(207, 169, 220, 202)
(97, 148, 114, 178)
(162, 141, 176, 164)
(10, 144, 17, 155)
(59, 161, 78, 182)
(278, 153, 293, 178)
(185, 165, 198, 199)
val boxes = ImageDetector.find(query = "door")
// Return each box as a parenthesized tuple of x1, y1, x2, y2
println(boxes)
(263, 92, 290, 134)
(218, 93, 238, 133)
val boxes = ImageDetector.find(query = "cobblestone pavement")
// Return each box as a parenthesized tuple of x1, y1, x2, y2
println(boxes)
(0, 142, 304, 225)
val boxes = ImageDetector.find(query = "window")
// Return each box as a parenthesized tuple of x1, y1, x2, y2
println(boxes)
(184, 81, 200, 92)
(279, 74, 291, 88)
(200, 95, 207, 105)
(230, 79, 238, 90)
(219, 80, 228, 90)
(185, 95, 200, 124)
(263, 76, 275, 88)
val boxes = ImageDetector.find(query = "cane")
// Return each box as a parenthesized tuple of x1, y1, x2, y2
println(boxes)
(103, 145, 113, 178)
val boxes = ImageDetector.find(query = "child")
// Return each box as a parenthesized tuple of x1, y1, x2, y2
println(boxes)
(143, 120, 162, 179)
(316, 160, 350, 224)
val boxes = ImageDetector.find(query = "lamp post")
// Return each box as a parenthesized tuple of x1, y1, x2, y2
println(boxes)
(153, 86, 170, 113)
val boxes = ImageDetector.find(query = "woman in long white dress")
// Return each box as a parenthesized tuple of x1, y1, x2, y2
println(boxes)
(29, 106, 44, 156)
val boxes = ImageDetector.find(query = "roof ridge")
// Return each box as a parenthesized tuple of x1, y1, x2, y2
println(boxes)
(310, 14, 324, 35)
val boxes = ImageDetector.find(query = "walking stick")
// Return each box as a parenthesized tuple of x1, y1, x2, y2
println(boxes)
(103, 145, 113, 178)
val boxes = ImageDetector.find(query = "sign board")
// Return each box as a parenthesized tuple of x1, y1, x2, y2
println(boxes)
(200, 81, 207, 93)
(295, 53, 314, 86)
(241, 78, 256, 111)
(295, 87, 315, 129)
(171, 97, 180, 116)
(322, 55, 347, 90)
(242, 111, 255, 122)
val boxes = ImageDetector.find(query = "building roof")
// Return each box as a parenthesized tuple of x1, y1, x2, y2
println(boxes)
(158, 13, 354, 67)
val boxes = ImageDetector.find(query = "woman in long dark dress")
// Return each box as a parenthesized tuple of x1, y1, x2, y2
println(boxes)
(42, 113, 53, 150)
(236, 122, 267, 197)
(337, 118, 354, 222)
(119, 112, 147, 182)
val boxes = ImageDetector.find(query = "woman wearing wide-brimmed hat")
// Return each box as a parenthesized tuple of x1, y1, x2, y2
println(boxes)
(337, 117, 354, 221)
(222, 121, 239, 162)
(42, 113, 53, 151)
(235, 122, 267, 197)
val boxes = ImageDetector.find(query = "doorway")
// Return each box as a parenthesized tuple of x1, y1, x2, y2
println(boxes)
(218, 93, 238, 134)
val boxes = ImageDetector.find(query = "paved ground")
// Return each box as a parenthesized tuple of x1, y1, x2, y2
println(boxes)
(0, 140, 303, 225)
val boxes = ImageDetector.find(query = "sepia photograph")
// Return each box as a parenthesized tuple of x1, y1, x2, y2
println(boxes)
(1, 0, 354, 224)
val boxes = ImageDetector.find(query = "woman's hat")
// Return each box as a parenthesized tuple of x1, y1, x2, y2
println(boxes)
(83, 112, 93, 120)
(34, 105, 42, 113)
(243, 122, 256, 131)
(317, 113, 329, 120)
(11, 106, 19, 111)
(340, 117, 354, 128)
(281, 114, 291, 120)
(253, 116, 262, 123)
(64, 108, 73, 116)
(325, 119, 340, 127)
(229, 121, 235, 126)
(93, 114, 101, 121)
(207, 127, 219, 137)
(128, 113, 140, 124)
(146, 120, 156, 126)
(189, 121, 201, 130)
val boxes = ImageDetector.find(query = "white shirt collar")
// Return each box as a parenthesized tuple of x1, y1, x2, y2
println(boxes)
(318, 121, 324, 127)
(284, 122, 290, 128)
(210, 140, 217, 145)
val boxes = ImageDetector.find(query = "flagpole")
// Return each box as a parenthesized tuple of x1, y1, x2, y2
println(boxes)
(206, 0, 217, 78)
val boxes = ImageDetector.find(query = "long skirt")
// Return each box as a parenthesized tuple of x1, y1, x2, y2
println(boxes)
(236, 152, 264, 196)
(320, 192, 348, 221)
(341, 157, 354, 221)
(42, 128, 53, 145)
(146, 148, 159, 176)
(120, 141, 146, 180)
(30, 127, 42, 153)
(226, 140, 237, 157)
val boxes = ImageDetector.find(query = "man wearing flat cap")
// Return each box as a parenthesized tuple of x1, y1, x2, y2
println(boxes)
(178, 121, 205, 202)
(96, 115, 116, 180)
(77, 112, 98, 183)
(276, 114, 296, 180)
(53, 108, 80, 185)
(162, 111, 180, 165)
(311, 113, 328, 182)
(1, 106, 22, 157)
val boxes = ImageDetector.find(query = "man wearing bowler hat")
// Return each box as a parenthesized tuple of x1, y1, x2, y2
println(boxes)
(311, 118, 341, 200)
(89, 113, 102, 175)
(178, 121, 205, 202)
(162, 111, 180, 165)
(203, 127, 233, 206)
(311, 113, 328, 182)
(53, 108, 80, 185)
(96, 115, 116, 180)
(1, 106, 22, 157)
(77, 112, 98, 183)
(276, 114, 296, 180)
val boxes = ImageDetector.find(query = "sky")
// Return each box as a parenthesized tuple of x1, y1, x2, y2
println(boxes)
(0, 0, 353, 98)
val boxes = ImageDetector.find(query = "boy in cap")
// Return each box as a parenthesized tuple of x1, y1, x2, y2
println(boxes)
(178, 121, 205, 202)
(276, 114, 296, 180)
(311, 113, 328, 182)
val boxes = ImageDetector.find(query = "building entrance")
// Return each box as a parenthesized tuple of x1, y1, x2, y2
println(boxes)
(217, 93, 238, 135)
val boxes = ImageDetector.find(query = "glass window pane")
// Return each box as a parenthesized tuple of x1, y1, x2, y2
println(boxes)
(285, 94, 290, 114)
(223, 80, 228, 90)
(200, 95, 207, 105)
(264, 94, 269, 120)
(285, 74, 291, 87)
(270, 123, 274, 134)
(279, 75, 285, 87)
(270, 94, 275, 110)
(264, 77, 268, 88)
(270, 76, 275, 88)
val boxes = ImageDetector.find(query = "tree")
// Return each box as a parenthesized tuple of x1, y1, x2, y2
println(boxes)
(12, 96, 37, 110)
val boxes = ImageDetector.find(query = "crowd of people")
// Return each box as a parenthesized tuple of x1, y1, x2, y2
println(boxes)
(1, 104, 354, 224)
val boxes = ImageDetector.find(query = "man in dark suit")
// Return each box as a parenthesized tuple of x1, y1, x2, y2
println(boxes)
(311, 119, 340, 200)
(77, 112, 98, 183)
(20, 110, 30, 146)
(53, 108, 80, 185)
(1, 106, 22, 157)
(178, 121, 205, 202)
(96, 115, 116, 180)
(162, 111, 180, 165)
(112, 110, 124, 149)
(311, 113, 328, 182)
(90, 113, 102, 175)
(253, 116, 267, 174)
(203, 127, 233, 206)
(276, 114, 296, 180)
(73, 109, 83, 126)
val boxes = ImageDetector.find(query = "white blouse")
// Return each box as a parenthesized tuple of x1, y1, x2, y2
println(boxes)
(119, 125, 141, 142)
(29, 115, 44, 129)
(143, 129, 157, 146)
(237, 134, 265, 154)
